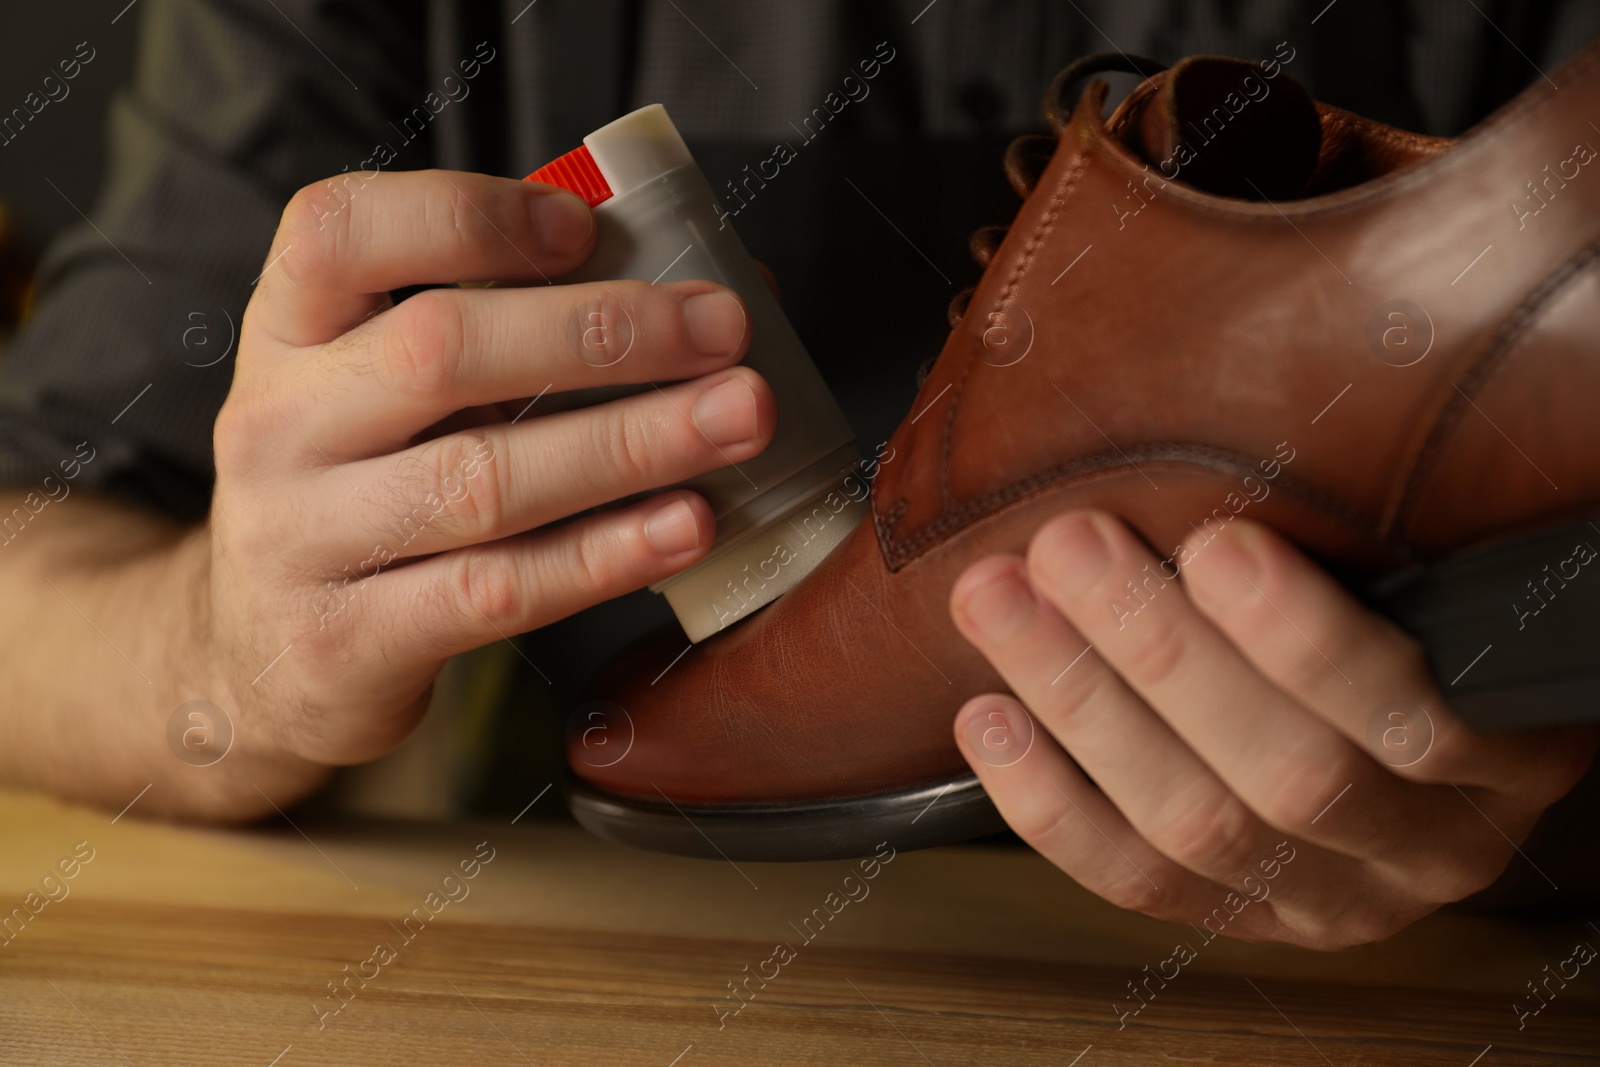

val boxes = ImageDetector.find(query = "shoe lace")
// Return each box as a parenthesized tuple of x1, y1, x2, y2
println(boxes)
(924, 53, 1168, 383)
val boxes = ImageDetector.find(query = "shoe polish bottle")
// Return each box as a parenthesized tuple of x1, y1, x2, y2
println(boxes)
(524, 105, 865, 642)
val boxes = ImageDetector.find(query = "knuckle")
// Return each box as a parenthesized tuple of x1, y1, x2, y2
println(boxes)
(407, 181, 464, 265)
(382, 433, 502, 544)
(1114, 611, 1188, 688)
(1007, 798, 1075, 847)
(1427, 850, 1510, 903)
(1290, 907, 1408, 950)
(561, 522, 627, 597)
(427, 433, 504, 537)
(1276, 641, 1340, 698)
(1282, 606, 1398, 699)
(1046, 662, 1117, 731)
(423, 174, 488, 261)
(447, 548, 521, 630)
(212, 395, 263, 469)
(564, 285, 640, 369)
(1403, 712, 1475, 783)
(278, 183, 326, 241)
(1098, 868, 1181, 919)
(214, 380, 307, 472)
(277, 179, 355, 286)
(1008, 802, 1179, 918)
(1324, 895, 1427, 947)
(599, 404, 668, 488)
(1257, 749, 1363, 835)
(383, 289, 466, 398)
(1399, 810, 1519, 904)
(1155, 791, 1261, 878)
(1276, 620, 1359, 696)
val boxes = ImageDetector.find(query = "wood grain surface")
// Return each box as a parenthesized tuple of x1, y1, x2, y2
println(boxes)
(1, 789, 1596, 1065)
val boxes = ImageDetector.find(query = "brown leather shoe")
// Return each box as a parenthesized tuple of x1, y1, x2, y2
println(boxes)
(566, 44, 1600, 860)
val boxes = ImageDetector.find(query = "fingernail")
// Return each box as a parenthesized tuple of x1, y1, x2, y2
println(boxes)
(681, 291, 746, 359)
(961, 568, 1036, 641)
(644, 498, 701, 556)
(961, 698, 1035, 768)
(690, 375, 759, 447)
(1189, 525, 1260, 611)
(534, 191, 593, 255)
(1036, 512, 1113, 596)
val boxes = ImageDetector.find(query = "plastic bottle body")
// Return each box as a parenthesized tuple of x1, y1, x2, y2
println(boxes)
(535, 109, 865, 640)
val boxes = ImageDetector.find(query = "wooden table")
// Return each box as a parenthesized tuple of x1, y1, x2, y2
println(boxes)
(1, 788, 1595, 1065)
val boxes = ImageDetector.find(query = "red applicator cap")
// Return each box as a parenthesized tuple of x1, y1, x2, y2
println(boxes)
(525, 144, 613, 207)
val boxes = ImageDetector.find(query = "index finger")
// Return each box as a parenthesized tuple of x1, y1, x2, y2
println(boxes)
(249, 170, 595, 348)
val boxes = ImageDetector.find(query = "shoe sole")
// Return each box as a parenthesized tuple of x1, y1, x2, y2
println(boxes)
(564, 773, 1008, 862)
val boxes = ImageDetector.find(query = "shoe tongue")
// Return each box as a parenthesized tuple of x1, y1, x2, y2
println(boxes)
(1131, 56, 1322, 200)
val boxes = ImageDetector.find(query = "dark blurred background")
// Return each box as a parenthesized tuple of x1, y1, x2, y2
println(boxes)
(0, 8, 138, 254)
(5, 3, 1595, 368)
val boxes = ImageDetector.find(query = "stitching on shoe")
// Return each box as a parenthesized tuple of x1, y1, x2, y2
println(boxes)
(1394, 236, 1600, 538)
(933, 128, 1096, 533)
(882, 442, 1384, 570)
(875, 497, 909, 553)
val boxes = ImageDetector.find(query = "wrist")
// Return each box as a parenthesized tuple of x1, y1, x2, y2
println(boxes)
(153, 523, 333, 819)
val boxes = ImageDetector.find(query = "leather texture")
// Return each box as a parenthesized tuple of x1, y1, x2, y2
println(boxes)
(575, 45, 1600, 805)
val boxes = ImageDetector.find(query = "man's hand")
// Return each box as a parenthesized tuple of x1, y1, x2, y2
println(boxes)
(949, 511, 1598, 949)
(0, 170, 773, 818)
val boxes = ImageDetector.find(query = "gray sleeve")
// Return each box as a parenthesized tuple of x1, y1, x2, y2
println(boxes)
(1548, 1, 1600, 63)
(0, 0, 428, 520)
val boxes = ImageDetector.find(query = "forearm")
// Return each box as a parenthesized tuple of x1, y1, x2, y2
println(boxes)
(0, 492, 326, 820)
